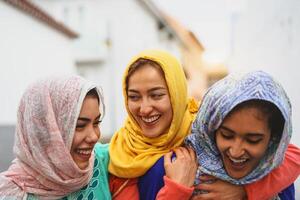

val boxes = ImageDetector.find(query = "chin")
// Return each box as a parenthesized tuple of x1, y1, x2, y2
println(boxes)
(77, 162, 89, 170)
(143, 133, 157, 138)
(229, 174, 245, 179)
(228, 171, 249, 179)
(142, 129, 161, 138)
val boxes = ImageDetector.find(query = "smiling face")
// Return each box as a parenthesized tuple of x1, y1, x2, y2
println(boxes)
(127, 63, 173, 138)
(215, 106, 271, 179)
(70, 94, 101, 170)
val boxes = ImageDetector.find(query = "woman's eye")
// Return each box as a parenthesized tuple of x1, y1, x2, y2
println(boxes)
(76, 124, 86, 129)
(128, 95, 140, 101)
(247, 139, 262, 144)
(151, 93, 165, 99)
(220, 132, 233, 139)
(93, 120, 102, 127)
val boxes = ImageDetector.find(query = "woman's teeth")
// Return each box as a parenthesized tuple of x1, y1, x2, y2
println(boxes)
(229, 157, 247, 163)
(76, 149, 92, 155)
(141, 115, 160, 123)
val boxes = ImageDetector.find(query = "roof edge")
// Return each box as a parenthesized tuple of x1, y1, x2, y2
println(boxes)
(4, 0, 79, 39)
(136, 0, 187, 47)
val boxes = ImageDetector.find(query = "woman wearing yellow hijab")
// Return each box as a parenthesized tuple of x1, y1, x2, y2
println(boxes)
(109, 50, 198, 178)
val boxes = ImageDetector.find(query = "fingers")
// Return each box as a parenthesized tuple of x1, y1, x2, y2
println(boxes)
(199, 175, 216, 182)
(191, 192, 214, 200)
(195, 179, 218, 191)
(187, 147, 196, 161)
(164, 147, 192, 168)
(173, 147, 186, 159)
(195, 183, 212, 191)
(164, 147, 198, 187)
(193, 180, 246, 200)
(164, 151, 173, 166)
(173, 147, 195, 162)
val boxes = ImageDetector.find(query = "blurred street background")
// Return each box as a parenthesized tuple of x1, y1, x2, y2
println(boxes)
(0, 0, 299, 196)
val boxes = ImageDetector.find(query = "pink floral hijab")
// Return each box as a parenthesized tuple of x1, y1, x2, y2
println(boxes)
(0, 76, 104, 199)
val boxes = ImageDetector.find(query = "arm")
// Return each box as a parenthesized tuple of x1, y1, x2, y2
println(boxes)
(156, 147, 197, 200)
(192, 175, 246, 200)
(245, 144, 300, 200)
(156, 176, 194, 200)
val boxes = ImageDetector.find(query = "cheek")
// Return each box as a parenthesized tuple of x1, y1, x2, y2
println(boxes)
(215, 133, 227, 152)
(165, 105, 173, 119)
(127, 101, 137, 114)
(160, 98, 172, 113)
(71, 131, 83, 148)
(163, 102, 173, 126)
(95, 128, 101, 139)
(249, 143, 269, 158)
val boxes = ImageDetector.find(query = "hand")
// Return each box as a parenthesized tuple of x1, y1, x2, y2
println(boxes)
(164, 147, 197, 187)
(192, 175, 247, 200)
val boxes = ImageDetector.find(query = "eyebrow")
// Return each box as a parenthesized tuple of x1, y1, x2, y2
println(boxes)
(128, 87, 167, 93)
(220, 125, 264, 136)
(219, 126, 235, 133)
(78, 114, 101, 122)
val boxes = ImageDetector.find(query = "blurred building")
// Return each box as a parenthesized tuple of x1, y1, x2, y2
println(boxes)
(0, 0, 78, 171)
(31, 0, 224, 140)
(228, 0, 300, 195)
(228, 0, 300, 148)
(163, 14, 228, 100)
(0, 1, 228, 169)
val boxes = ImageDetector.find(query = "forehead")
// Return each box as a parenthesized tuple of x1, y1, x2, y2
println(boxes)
(79, 95, 100, 113)
(227, 105, 267, 121)
(130, 63, 164, 78)
(127, 64, 167, 89)
(221, 106, 270, 134)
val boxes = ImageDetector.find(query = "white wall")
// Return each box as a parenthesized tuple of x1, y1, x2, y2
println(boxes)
(229, 0, 300, 146)
(0, 2, 76, 125)
(228, 0, 300, 196)
(0, 1, 77, 171)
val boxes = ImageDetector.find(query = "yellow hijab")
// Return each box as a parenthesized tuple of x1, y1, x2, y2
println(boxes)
(109, 49, 199, 178)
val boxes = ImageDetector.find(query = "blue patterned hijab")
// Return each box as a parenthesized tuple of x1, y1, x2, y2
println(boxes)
(185, 71, 292, 185)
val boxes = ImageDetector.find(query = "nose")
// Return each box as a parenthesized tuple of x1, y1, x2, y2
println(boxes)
(139, 98, 152, 115)
(86, 126, 100, 143)
(228, 139, 245, 158)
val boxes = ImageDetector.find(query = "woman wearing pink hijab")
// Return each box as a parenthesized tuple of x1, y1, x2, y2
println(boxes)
(0, 76, 111, 199)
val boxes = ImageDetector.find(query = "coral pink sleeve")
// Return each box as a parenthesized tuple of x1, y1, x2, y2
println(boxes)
(245, 144, 300, 200)
(156, 176, 194, 200)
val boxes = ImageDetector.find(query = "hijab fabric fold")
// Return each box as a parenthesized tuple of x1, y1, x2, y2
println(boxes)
(109, 49, 199, 178)
(0, 76, 104, 199)
(185, 71, 292, 185)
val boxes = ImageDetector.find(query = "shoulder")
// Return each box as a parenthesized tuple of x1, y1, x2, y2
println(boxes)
(0, 175, 27, 199)
(63, 143, 112, 200)
(94, 143, 110, 166)
(94, 143, 109, 158)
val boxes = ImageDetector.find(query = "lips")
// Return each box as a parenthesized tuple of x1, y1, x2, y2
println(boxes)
(75, 148, 93, 160)
(229, 156, 247, 163)
(225, 154, 249, 170)
(141, 115, 160, 124)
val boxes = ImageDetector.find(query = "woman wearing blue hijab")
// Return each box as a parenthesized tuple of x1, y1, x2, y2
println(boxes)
(185, 71, 298, 199)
